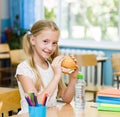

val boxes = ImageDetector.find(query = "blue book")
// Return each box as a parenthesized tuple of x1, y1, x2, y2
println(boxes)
(97, 96, 120, 101)
(96, 96, 120, 104)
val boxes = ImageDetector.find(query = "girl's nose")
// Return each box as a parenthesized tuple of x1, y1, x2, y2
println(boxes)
(47, 44, 53, 50)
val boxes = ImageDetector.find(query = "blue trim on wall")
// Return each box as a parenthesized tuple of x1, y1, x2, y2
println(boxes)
(1, 19, 10, 32)
(103, 49, 120, 85)
(10, 0, 21, 28)
(22, 0, 35, 29)
(1, 19, 10, 43)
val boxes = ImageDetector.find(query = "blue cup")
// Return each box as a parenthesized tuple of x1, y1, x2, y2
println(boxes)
(29, 104, 46, 117)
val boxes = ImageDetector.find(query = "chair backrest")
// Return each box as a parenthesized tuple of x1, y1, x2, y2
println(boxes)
(0, 43, 10, 59)
(0, 43, 10, 53)
(75, 54, 98, 86)
(10, 49, 26, 66)
(111, 53, 120, 72)
(75, 54, 97, 67)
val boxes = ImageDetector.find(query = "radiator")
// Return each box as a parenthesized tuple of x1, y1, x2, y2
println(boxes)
(60, 48, 105, 86)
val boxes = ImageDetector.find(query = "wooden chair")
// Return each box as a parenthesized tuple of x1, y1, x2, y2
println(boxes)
(75, 54, 98, 85)
(111, 53, 120, 89)
(0, 43, 11, 86)
(0, 87, 21, 116)
(75, 54, 107, 101)
(0, 43, 10, 57)
(9, 49, 26, 87)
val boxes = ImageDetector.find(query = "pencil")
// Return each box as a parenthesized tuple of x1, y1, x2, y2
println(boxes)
(42, 93, 48, 106)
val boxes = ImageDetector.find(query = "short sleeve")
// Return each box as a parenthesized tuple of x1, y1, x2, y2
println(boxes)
(15, 61, 36, 81)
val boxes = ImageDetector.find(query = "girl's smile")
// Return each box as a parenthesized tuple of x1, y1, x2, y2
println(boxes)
(30, 30, 59, 59)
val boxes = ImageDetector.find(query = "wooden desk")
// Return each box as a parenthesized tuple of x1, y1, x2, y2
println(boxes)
(0, 87, 20, 116)
(0, 53, 10, 59)
(11, 101, 120, 117)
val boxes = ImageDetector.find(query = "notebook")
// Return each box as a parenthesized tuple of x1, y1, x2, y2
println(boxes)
(97, 103, 120, 112)
(97, 88, 120, 98)
(96, 96, 120, 104)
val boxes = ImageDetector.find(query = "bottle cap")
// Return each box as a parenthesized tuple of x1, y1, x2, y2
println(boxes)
(77, 72, 83, 79)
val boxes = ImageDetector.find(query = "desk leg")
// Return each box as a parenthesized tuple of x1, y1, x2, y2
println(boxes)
(93, 92, 96, 102)
(97, 61, 105, 85)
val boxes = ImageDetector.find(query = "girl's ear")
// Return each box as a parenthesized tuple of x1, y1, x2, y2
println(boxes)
(30, 35, 36, 45)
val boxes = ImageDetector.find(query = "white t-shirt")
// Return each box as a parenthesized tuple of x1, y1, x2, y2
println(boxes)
(15, 60, 58, 114)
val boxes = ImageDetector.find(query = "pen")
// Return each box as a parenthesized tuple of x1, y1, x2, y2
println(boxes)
(25, 92, 37, 106)
(25, 96, 34, 106)
(28, 92, 35, 104)
(34, 94, 38, 106)
(42, 93, 48, 106)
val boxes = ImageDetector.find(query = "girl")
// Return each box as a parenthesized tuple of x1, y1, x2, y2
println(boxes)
(15, 20, 79, 114)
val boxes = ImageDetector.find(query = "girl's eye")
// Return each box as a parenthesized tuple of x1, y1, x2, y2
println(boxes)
(43, 40, 48, 43)
(53, 42, 58, 45)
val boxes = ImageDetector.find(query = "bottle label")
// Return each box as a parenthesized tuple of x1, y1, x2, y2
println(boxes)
(74, 85, 85, 110)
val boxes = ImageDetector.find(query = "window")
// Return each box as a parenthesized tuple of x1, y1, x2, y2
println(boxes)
(44, 0, 119, 42)
(44, 0, 57, 20)
(23, 0, 119, 42)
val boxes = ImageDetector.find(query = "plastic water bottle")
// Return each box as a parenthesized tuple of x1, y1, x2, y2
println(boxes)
(74, 72, 86, 111)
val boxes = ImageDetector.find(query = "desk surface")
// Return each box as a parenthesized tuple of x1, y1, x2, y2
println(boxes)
(0, 53, 10, 59)
(11, 102, 120, 117)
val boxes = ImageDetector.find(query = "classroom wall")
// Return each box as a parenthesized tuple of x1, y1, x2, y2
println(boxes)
(1, 0, 10, 43)
(1, 0, 10, 30)
(0, 0, 1, 42)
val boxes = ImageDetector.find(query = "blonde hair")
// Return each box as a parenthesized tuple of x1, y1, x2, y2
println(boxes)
(22, 20, 60, 91)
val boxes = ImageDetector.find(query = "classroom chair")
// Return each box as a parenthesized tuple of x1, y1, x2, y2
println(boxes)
(111, 53, 120, 89)
(9, 49, 26, 87)
(0, 43, 11, 86)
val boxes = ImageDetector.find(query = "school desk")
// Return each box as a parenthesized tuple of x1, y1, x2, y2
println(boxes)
(10, 101, 120, 117)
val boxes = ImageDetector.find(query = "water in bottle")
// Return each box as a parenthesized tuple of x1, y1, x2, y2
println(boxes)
(74, 72, 86, 111)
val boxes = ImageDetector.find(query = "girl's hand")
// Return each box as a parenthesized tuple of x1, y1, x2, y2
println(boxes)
(51, 55, 64, 77)
(69, 56, 79, 79)
(69, 65, 79, 79)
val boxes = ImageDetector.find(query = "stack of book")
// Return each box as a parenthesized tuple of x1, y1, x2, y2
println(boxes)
(96, 88, 120, 112)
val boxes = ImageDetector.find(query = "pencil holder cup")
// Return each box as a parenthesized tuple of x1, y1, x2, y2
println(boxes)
(29, 104, 46, 117)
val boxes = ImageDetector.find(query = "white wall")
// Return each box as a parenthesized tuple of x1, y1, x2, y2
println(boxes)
(0, 0, 10, 42)
(1, 0, 10, 19)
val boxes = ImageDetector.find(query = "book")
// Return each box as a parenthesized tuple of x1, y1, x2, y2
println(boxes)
(97, 96, 120, 101)
(96, 96, 120, 104)
(97, 103, 120, 112)
(97, 88, 120, 98)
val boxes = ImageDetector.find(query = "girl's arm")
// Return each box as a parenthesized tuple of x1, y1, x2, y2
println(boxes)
(18, 55, 64, 104)
(61, 77, 77, 103)
(18, 74, 61, 104)
(59, 62, 79, 103)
